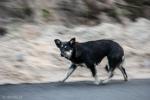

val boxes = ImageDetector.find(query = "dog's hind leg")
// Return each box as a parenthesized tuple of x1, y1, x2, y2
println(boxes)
(61, 64, 77, 82)
(102, 70, 114, 84)
(118, 66, 128, 81)
(102, 59, 116, 84)
(105, 64, 114, 77)
(118, 56, 128, 81)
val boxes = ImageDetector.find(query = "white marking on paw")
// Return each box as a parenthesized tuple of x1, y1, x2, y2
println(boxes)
(102, 78, 111, 84)
(94, 80, 100, 85)
(94, 75, 101, 85)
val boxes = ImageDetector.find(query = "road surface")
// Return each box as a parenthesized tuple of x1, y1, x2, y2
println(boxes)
(0, 79, 150, 100)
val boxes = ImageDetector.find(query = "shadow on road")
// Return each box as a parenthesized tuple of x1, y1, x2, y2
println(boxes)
(0, 79, 150, 87)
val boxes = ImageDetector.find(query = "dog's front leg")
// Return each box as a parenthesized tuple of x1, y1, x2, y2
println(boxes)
(86, 63, 101, 85)
(61, 64, 77, 82)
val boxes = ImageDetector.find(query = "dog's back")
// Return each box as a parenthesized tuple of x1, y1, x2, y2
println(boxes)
(73, 39, 124, 65)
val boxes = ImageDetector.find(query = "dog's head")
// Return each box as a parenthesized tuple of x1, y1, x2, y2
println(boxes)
(54, 38, 76, 59)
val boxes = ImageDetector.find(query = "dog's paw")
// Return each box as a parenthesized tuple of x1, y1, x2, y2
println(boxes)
(124, 76, 128, 82)
(94, 80, 102, 85)
(101, 79, 110, 85)
(58, 80, 65, 83)
(94, 81, 99, 85)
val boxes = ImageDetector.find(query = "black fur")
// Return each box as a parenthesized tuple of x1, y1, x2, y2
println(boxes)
(54, 38, 128, 82)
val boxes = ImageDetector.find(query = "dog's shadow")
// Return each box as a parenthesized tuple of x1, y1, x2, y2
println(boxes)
(48, 80, 128, 88)
(1, 79, 149, 90)
(1, 80, 127, 87)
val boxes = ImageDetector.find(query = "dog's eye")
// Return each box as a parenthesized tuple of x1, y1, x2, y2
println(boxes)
(64, 46, 67, 49)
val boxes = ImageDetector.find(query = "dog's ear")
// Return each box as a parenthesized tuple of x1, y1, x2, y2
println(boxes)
(69, 37, 76, 45)
(54, 39, 62, 48)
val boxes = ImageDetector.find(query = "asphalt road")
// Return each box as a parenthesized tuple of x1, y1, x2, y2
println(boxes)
(0, 79, 150, 100)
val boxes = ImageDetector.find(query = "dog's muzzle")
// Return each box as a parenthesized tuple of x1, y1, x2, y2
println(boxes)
(60, 50, 72, 59)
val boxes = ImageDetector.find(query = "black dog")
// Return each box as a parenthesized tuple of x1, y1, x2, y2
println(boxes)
(54, 38, 128, 84)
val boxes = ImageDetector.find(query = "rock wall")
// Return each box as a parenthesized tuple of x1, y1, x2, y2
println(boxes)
(0, 0, 150, 25)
